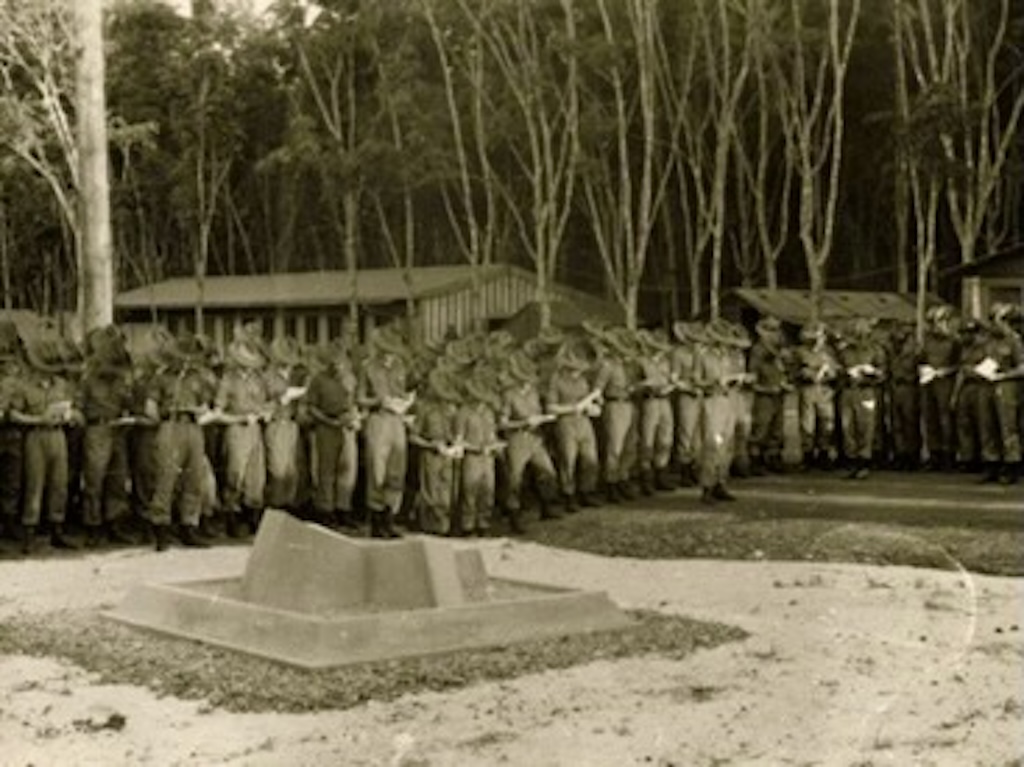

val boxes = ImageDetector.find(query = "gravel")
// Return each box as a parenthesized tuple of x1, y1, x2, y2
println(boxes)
(0, 609, 746, 714)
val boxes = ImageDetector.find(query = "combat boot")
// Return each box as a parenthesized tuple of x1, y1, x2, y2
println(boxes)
(508, 509, 527, 535)
(224, 513, 247, 539)
(50, 524, 79, 550)
(83, 524, 105, 549)
(618, 481, 638, 501)
(638, 471, 655, 496)
(20, 525, 37, 555)
(178, 524, 211, 548)
(563, 493, 580, 514)
(999, 462, 1020, 486)
(711, 483, 737, 502)
(153, 523, 171, 552)
(979, 462, 1001, 484)
(749, 456, 767, 477)
(677, 463, 697, 487)
(654, 469, 676, 492)
(106, 519, 135, 545)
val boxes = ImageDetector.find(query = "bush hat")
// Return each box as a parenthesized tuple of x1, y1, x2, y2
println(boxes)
(507, 351, 538, 383)
(226, 337, 267, 369)
(637, 328, 672, 354)
(24, 334, 66, 374)
(0, 320, 23, 362)
(428, 366, 463, 403)
(671, 321, 704, 344)
(756, 315, 782, 336)
(269, 336, 304, 367)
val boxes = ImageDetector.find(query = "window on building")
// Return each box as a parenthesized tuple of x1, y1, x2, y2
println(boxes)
(306, 314, 320, 344)
(328, 313, 343, 340)
(284, 314, 297, 340)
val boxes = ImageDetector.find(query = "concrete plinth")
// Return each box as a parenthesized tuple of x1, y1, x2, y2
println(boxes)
(106, 511, 631, 668)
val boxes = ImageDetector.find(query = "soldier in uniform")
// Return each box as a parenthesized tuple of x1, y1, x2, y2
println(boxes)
(918, 306, 960, 471)
(838, 317, 886, 479)
(9, 331, 83, 553)
(634, 329, 676, 494)
(977, 303, 1023, 484)
(0, 321, 25, 542)
(498, 350, 559, 532)
(212, 331, 272, 536)
(262, 336, 307, 514)
(143, 330, 216, 551)
(358, 326, 415, 538)
(748, 315, 789, 475)
(546, 337, 602, 513)
(78, 325, 135, 547)
(695, 320, 747, 503)
(410, 366, 463, 535)
(954, 319, 988, 473)
(670, 321, 704, 487)
(888, 321, 922, 471)
(591, 325, 640, 502)
(793, 321, 839, 470)
(459, 371, 504, 536)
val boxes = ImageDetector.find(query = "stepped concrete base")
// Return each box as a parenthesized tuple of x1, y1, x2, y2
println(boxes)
(106, 510, 631, 668)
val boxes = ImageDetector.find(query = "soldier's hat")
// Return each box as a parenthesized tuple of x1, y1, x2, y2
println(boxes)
(226, 331, 267, 369)
(756, 315, 782, 336)
(554, 339, 593, 371)
(507, 350, 538, 383)
(23, 333, 66, 374)
(371, 326, 408, 358)
(990, 302, 1018, 323)
(705, 319, 750, 349)
(0, 319, 23, 361)
(444, 336, 477, 367)
(671, 321, 703, 344)
(637, 328, 672, 354)
(269, 336, 304, 367)
(799, 321, 828, 343)
(57, 336, 86, 375)
(427, 366, 463, 404)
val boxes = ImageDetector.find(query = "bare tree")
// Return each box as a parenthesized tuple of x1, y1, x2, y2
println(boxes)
(772, 0, 861, 323)
(457, 0, 581, 330)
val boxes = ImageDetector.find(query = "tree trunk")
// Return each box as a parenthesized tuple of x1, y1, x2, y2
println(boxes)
(75, 0, 114, 333)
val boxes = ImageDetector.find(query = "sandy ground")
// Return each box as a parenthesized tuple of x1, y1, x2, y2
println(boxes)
(0, 540, 1022, 767)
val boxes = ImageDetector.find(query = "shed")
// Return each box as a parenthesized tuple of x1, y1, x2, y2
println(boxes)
(940, 244, 1024, 318)
(115, 264, 621, 348)
(724, 287, 947, 328)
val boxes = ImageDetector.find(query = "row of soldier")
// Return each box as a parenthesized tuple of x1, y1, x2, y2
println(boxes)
(0, 301, 1020, 554)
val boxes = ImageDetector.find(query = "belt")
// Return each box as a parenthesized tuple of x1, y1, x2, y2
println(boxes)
(604, 395, 630, 402)
(166, 413, 198, 423)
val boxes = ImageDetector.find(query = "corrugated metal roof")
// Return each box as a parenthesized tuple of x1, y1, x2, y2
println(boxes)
(115, 264, 522, 311)
(730, 288, 944, 324)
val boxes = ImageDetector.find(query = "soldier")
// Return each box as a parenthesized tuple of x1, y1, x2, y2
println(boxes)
(0, 321, 25, 542)
(976, 303, 1023, 484)
(546, 337, 602, 513)
(8, 331, 83, 553)
(670, 321, 704, 486)
(888, 321, 921, 471)
(918, 306, 960, 471)
(634, 329, 677, 494)
(78, 325, 135, 547)
(793, 321, 839, 470)
(358, 326, 415, 538)
(143, 330, 216, 551)
(729, 323, 756, 478)
(410, 366, 463, 535)
(695, 320, 747, 503)
(212, 331, 273, 536)
(954, 319, 987, 472)
(263, 336, 308, 514)
(748, 315, 790, 475)
(498, 350, 559, 532)
(590, 324, 640, 502)
(459, 371, 504, 536)
(838, 317, 886, 479)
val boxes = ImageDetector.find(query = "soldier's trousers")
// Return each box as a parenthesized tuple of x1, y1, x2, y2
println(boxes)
(149, 420, 206, 527)
(129, 426, 159, 514)
(0, 427, 22, 522)
(673, 393, 703, 468)
(312, 422, 358, 514)
(221, 423, 266, 513)
(751, 392, 784, 461)
(600, 400, 634, 485)
(840, 386, 878, 461)
(891, 383, 921, 461)
(639, 397, 674, 473)
(22, 427, 68, 526)
(82, 424, 130, 527)
(553, 413, 599, 497)
(363, 411, 407, 514)
(460, 453, 495, 533)
(264, 418, 300, 508)
(732, 390, 753, 471)
(978, 382, 1021, 463)
(921, 378, 955, 457)
(955, 383, 981, 464)
(799, 384, 836, 457)
(699, 392, 735, 488)
(505, 430, 557, 512)
(418, 451, 456, 534)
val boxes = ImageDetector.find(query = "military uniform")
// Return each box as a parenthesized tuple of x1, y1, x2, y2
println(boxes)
(145, 336, 216, 549)
(888, 327, 921, 471)
(794, 323, 839, 468)
(748, 317, 788, 473)
(262, 340, 306, 512)
(669, 323, 703, 486)
(457, 381, 501, 535)
(412, 372, 461, 535)
(955, 324, 989, 470)
(635, 331, 676, 493)
(0, 352, 24, 538)
(499, 353, 559, 532)
(976, 314, 1023, 483)
(358, 330, 413, 537)
(593, 330, 638, 500)
(838, 322, 885, 479)
(695, 321, 741, 502)
(918, 312, 960, 470)
(546, 343, 601, 511)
